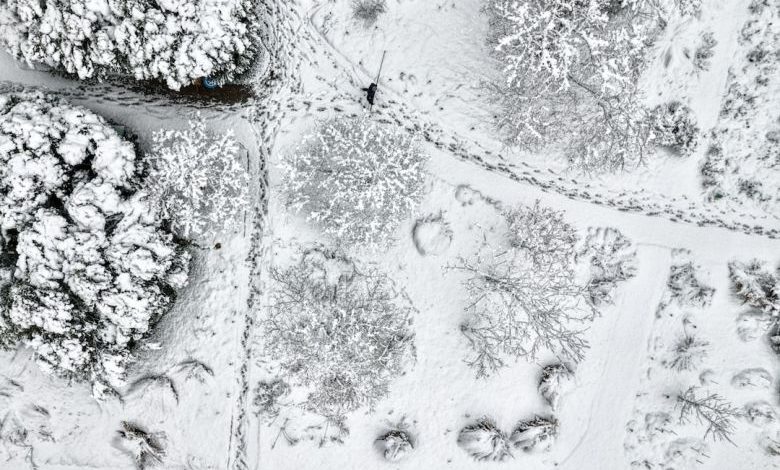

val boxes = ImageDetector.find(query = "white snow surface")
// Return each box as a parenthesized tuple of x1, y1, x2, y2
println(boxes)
(0, 0, 779, 470)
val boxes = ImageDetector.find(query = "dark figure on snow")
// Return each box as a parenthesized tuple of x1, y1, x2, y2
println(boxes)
(362, 83, 378, 105)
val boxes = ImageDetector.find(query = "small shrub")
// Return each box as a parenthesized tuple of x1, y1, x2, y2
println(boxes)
(352, 0, 387, 26)
(728, 260, 780, 316)
(510, 416, 558, 453)
(667, 334, 709, 372)
(538, 364, 574, 410)
(760, 429, 780, 455)
(674, 0, 702, 16)
(281, 117, 428, 247)
(375, 428, 414, 462)
(693, 32, 717, 71)
(115, 421, 166, 469)
(577, 227, 638, 305)
(650, 102, 700, 157)
(666, 260, 715, 308)
(254, 379, 291, 420)
(457, 417, 512, 462)
(742, 401, 777, 427)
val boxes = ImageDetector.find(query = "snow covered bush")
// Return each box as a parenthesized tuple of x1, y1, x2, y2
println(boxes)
(146, 119, 249, 241)
(672, 0, 702, 16)
(352, 0, 387, 26)
(485, 0, 660, 171)
(693, 32, 717, 71)
(0, 90, 189, 388)
(115, 421, 167, 468)
(742, 401, 777, 427)
(457, 417, 512, 462)
(0, 0, 260, 90)
(577, 227, 638, 305)
(731, 368, 773, 390)
(455, 202, 595, 377)
(505, 201, 577, 269)
(254, 379, 290, 421)
(666, 258, 715, 308)
(281, 117, 428, 247)
(650, 101, 700, 157)
(538, 363, 574, 410)
(375, 428, 414, 462)
(510, 416, 559, 453)
(263, 249, 414, 418)
(728, 260, 779, 317)
(666, 333, 709, 372)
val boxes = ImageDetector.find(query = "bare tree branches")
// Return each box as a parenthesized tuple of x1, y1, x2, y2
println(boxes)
(454, 202, 595, 378)
(676, 387, 740, 443)
(264, 249, 415, 418)
(484, 0, 664, 172)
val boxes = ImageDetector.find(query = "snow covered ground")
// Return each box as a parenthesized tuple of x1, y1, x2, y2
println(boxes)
(0, 0, 779, 470)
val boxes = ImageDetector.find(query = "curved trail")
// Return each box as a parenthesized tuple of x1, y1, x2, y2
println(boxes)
(296, 1, 779, 239)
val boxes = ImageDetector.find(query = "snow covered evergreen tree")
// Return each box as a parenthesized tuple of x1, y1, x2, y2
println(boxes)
(0, 0, 260, 90)
(147, 119, 249, 241)
(0, 90, 189, 388)
(281, 116, 428, 248)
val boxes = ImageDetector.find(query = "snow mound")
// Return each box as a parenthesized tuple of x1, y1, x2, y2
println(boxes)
(538, 363, 574, 410)
(457, 417, 512, 462)
(509, 416, 558, 453)
(577, 227, 638, 305)
(412, 214, 453, 256)
(731, 368, 773, 389)
(375, 429, 414, 462)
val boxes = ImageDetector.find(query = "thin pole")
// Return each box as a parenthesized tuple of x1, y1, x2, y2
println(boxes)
(369, 50, 387, 114)
(374, 50, 387, 85)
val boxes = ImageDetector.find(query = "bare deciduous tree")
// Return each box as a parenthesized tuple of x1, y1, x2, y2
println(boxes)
(454, 203, 595, 378)
(264, 249, 415, 419)
(485, 0, 663, 171)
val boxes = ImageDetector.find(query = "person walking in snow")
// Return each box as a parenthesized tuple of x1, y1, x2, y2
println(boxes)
(363, 83, 378, 106)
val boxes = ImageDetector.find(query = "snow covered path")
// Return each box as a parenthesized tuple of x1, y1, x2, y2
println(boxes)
(557, 246, 672, 470)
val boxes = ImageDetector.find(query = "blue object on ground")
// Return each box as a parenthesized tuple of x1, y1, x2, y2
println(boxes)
(203, 77, 219, 90)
